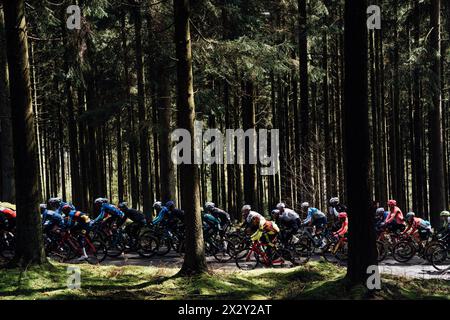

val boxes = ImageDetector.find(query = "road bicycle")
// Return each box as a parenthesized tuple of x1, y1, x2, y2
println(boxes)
(45, 229, 107, 264)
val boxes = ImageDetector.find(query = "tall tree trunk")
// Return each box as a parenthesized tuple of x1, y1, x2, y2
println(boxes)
(0, 8, 15, 203)
(412, 2, 425, 216)
(133, 4, 151, 214)
(158, 64, 175, 203)
(242, 81, 257, 209)
(429, 0, 445, 227)
(343, 0, 377, 285)
(298, 0, 311, 198)
(61, 14, 81, 206)
(4, 0, 46, 266)
(174, 0, 207, 275)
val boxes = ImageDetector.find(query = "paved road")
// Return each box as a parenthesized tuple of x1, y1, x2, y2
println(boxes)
(100, 252, 450, 280)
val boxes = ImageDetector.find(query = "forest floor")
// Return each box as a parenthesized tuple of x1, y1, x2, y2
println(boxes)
(0, 260, 448, 300)
(100, 252, 450, 280)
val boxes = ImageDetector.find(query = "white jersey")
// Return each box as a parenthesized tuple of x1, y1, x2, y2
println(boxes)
(279, 208, 299, 222)
(246, 211, 265, 225)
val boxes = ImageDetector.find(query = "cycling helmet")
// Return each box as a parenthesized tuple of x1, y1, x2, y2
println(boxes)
(301, 202, 310, 209)
(40, 204, 47, 213)
(440, 211, 450, 217)
(405, 212, 415, 221)
(338, 212, 347, 219)
(387, 199, 397, 207)
(241, 205, 251, 212)
(271, 209, 280, 218)
(204, 202, 215, 211)
(276, 202, 286, 210)
(166, 200, 175, 208)
(61, 204, 73, 215)
(94, 198, 109, 205)
(376, 207, 385, 216)
(48, 197, 62, 209)
(329, 197, 339, 206)
(118, 202, 128, 210)
(153, 201, 162, 210)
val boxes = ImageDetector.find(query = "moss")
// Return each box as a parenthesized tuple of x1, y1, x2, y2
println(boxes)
(0, 261, 448, 300)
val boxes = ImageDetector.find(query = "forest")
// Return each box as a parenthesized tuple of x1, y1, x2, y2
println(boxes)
(0, 0, 449, 292)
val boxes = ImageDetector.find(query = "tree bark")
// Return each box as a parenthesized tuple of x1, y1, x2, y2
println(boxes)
(242, 80, 257, 209)
(4, 0, 46, 266)
(157, 64, 176, 203)
(343, 0, 377, 285)
(133, 4, 151, 214)
(0, 7, 15, 203)
(429, 0, 445, 227)
(174, 0, 207, 275)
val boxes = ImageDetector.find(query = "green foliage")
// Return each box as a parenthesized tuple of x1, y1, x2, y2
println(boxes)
(1, 261, 448, 300)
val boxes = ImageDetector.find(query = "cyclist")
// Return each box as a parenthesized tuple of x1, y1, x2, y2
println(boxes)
(375, 207, 389, 234)
(0, 206, 16, 232)
(165, 200, 184, 232)
(402, 212, 432, 242)
(276, 203, 301, 227)
(333, 212, 349, 239)
(438, 211, 450, 234)
(63, 205, 93, 260)
(41, 204, 65, 234)
(301, 202, 327, 234)
(93, 198, 125, 227)
(328, 197, 347, 231)
(437, 211, 450, 246)
(248, 211, 280, 260)
(241, 205, 264, 229)
(118, 202, 147, 240)
(272, 204, 301, 243)
(385, 199, 405, 233)
(204, 202, 231, 236)
(202, 210, 221, 240)
(151, 201, 169, 226)
(48, 197, 75, 215)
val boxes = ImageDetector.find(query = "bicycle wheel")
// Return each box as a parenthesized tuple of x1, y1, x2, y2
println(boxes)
(156, 236, 172, 256)
(86, 239, 107, 264)
(392, 241, 415, 263)
(235, 249, 259, 270)
(430, 244, 449, 271)
(46, 241, 74, 262)
(376, 240, 387, 262)
(290, 242, 311, 265)
(137, 232, 159, 258)
(423, 241, 441, 263)
(213, 239, 234, 263)
(106, 234, 125, 258)
(322, 242, 339, 263)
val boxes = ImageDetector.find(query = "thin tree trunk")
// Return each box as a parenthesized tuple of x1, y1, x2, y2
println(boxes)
(158, 64, 175, 203)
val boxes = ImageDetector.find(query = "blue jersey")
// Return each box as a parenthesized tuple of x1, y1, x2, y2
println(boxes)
(42, 210, 65, 228)
(202, 213, 220, 230)
(94, 203, 125, 223)
(303, 208, 326, 224)
(152, 206, 169, 225)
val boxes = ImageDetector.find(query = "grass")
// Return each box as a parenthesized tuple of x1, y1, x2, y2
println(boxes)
(0, 260, 448, 300)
